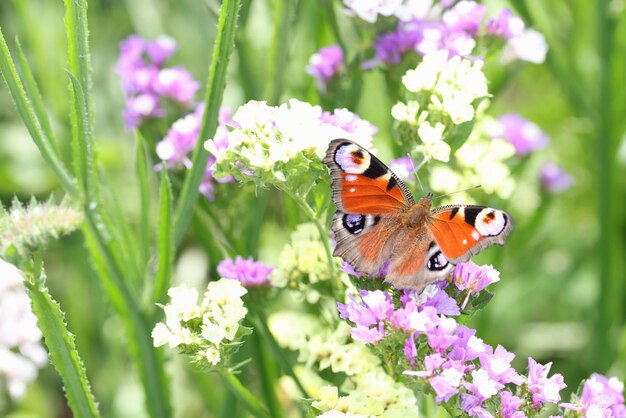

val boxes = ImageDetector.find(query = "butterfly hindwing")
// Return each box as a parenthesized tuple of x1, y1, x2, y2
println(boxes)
(429, 205, 514, 263)
(323, 139, 414, 214)
(332, 211, 395, 274)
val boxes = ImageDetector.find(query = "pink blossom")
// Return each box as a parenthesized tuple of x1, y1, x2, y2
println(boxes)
(527, 358, 567, 407)
(217, 256, 273, 287)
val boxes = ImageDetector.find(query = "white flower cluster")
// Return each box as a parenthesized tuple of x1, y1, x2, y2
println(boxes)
(429, 116, 516, 201)
(392, 50, 489, 163)
(270, 223, 341, 302)
(0, 258, 48, 400)
(152, 279, 248, 367)
(268, 312, 419, 417)
(343, 0, 437, 23)
(205, 99, 375, 191)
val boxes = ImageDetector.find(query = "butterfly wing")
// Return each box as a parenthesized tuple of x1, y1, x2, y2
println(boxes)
(323, 139, 415, 275)
(322, 139, 414, 214)
(384, 228, 454, 291)
(429, 205, 514, 264)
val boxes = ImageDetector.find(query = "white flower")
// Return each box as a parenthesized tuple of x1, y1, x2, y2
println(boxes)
(0, 258, 47, 400)
(167, 284, 201, 321)
(198, 346, 221, 366)
(503, 29, 548, 64)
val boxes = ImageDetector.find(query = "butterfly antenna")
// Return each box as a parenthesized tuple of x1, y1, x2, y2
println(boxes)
(409, 154, 426, 194)
(431, 185, 482, 201)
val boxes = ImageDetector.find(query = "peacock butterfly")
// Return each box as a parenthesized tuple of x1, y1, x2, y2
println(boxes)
(322, 138, 513, 291)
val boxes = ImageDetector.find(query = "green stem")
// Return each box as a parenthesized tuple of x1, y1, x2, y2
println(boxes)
(217, 369, 273, 418)
(291, 193, 336, 276)
(249, 309, 310, 399)
(173, 0, 242, 249)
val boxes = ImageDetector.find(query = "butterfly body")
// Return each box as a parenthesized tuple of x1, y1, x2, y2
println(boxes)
(323, 139, 513, 291)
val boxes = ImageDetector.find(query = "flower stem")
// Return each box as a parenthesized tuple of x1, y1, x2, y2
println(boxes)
(217, 369, 272, 418)
(291, 193, 336, 277)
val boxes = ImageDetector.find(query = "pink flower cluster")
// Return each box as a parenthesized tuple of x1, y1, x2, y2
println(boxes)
(217, 256, 273, 287)
(156, 104, 235, 200)
(561, 374, 626, 417)
(115, 35, 200, 129)
(307, 45, 344, 91)
(337, 262, 573, 417)
(372, 3, 546, 66)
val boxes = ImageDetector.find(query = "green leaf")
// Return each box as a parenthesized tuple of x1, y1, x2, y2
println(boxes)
(266, 0, 293, 105)
(0, 29, 78, 197)
(445, 119, 475, 153)
(154, 168, 173, 305)
(14, 38, 59, 155)
(173, 0, 242, 248)
(25, 274, 101, 418)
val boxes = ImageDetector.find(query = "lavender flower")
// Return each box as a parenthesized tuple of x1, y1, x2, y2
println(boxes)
(307, 45, 343, 91)
(453, 261, 500, 295)
(216, 256, 273, 287)
(540, 162, 574, 193)
(491, 113, 548, 156)
(527, 358, 567, 407)
(442, 1, 486, 36)
(153, 67, 200, 104)
(503, 29, 548, 64)
(115, 34, 201, 129)
(486, 8, 525, 40)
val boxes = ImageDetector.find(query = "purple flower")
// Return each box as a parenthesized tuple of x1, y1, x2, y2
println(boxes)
(486, 8, 525, 40)
(449, 325, 487, 362)
(306, 45, 343, 91)
(499, 391, 526, 418)
(154, 67, 200, 104)
(540, 162, 573, 193)
(374, 22, 423, 64)
(421, 286, 460, 316)
(389, 157, 415, 183)
(527, 357, 567, 407)
(453, 262, 500, 296)
(156, 103, 205, 165)
(146, 35, 177, 67)
(337, 290, 395, 343)
(492, 113, 548, 156)
(320, 108, 378, 137)
(426, 314, 458, 353)
(216, 256, 273, 287)
(429, 361, 466, 402)
(123, 94, 164, 129)
(561, 374, 625, 417)
(464, 368, 503, 401)
(479, 345, 523, 385)
(442, 1, 487, 36)
(404, 335, 418, 366)
(340, 261, 364, 277)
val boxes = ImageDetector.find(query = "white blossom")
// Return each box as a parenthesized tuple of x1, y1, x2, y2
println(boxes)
(0, 258, 47, 400)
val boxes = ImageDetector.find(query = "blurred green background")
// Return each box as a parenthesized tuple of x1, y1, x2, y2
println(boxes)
(0, 0, 625, 417)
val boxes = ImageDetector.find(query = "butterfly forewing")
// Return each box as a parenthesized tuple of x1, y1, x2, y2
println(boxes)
(323, 139, 414, 214)
(429, 205, 514, 263)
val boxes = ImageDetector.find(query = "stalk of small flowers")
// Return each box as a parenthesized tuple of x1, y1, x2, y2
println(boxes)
(0, 258, 48, 400)
(336, 262, 573, 417)
(151, 279, 249, 367)
(0, 198, 83, 256)
(341, 1, 547, 67)
(204, 99, 377, 196)
(270, 223, 344, 304)
(391, 51, 523, 201)
(268, 311, 419, 416)
(115, 35, 199, 129)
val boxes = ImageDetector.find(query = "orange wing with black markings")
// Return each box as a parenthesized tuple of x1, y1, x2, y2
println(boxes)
(429, 205, 514, 264)
(322, 139, 414, 214)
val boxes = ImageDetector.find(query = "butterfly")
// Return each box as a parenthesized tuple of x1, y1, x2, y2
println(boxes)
(322, 138, 514, 291)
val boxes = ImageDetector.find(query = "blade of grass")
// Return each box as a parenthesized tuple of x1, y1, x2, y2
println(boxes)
(0, 30, 78, 197)
(173, 0, 242, 248)
(216, 369, 272, 418)
(266, 0, 292, 105)
(25, 268, 101, 418)
(250, 329, 283, 418)
(154, 168, 173, 305)
(14, 38, 59, 154)
(135, 131, 152, 269)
